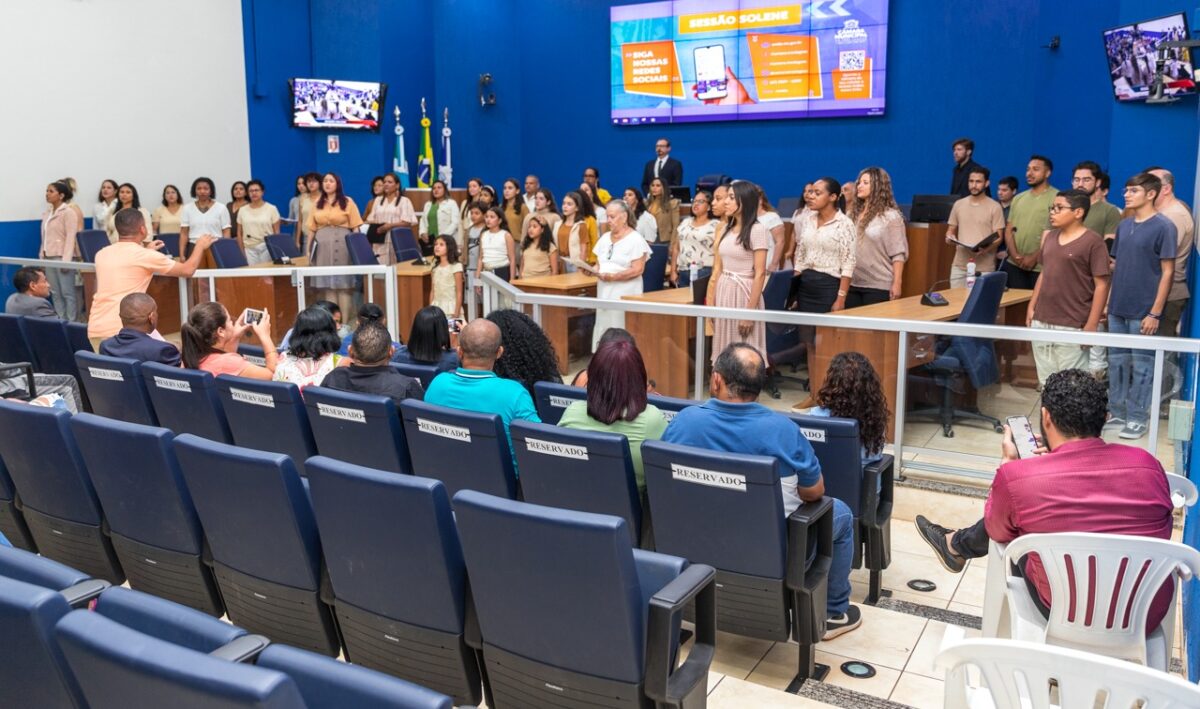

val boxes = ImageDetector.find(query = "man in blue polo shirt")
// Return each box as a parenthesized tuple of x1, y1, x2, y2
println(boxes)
(424, 317, 540, 454)
(662, 343, 860, 640)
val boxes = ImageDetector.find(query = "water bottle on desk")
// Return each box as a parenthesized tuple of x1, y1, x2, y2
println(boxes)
(965, 259, 977, 290)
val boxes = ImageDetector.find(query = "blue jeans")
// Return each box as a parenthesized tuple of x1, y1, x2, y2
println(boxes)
(675, 266, 712, 287)
(807, 497, 854, 616)
(1107, 314, 1154, 425)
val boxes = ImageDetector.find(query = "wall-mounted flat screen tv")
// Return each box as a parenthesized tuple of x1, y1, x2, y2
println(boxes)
(1103, 13, 1195, 101)
(291, 78, 386, 130)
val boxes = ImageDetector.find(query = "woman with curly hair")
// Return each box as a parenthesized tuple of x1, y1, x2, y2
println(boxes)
(486, 309, 563, 395)
(847, 166, 908, 306)
(808, 351, 887, 473)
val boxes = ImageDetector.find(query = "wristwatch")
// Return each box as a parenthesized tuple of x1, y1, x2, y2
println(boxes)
(837, 290, 848, 297)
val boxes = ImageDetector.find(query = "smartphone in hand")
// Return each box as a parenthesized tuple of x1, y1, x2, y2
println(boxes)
(1006, 415, 1039, 458)
(242, 308, 266, 326)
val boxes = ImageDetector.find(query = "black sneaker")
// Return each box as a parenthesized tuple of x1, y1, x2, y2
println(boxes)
(915, 515, 965, 573)
(823, 605, 862, 640)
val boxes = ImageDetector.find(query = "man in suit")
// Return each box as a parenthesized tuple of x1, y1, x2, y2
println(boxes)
(642, 137, 683, 195)
(4, 267, 56, 318)
(98, 293, 181, 366)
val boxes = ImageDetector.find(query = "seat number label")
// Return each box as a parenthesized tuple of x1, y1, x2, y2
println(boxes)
(799, 427, 826, 443)
(88, 367, 123, 382)
(417, 418, 471, 442)
(549, 395, 575, 408)
(317, 403, 365, 423)
(153, 377, 191, 393)
(229, 388, 275, 408)
(671, 464, 746, 491)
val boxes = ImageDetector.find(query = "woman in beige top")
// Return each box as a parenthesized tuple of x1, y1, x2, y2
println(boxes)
(306, 172, 363, 315)
(558, 191, 594, 268)
(646, 178, 680, 248)
(846, 167, 908, 306)
(236, 180, 281, 265)
(367, 174, 417, 264)
(41, 180, 81, 320)
(501, 178, 528, 239)
(297, 171, 321, 255)
(153, 185, 185, 237)
(57, 177, 86, 232)
(106, 183, 154, 243)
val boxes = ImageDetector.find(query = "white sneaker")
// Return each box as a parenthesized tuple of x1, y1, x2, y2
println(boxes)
(1119, 421, 1148, 439)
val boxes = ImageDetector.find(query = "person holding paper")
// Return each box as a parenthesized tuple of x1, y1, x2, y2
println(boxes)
(590, 200, 651, 349)
(946, 166, 1006, 287)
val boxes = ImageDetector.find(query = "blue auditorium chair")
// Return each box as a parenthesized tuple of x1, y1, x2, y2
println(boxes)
(510, 421, 642, 545)
(642, 439, 834, 689)
(255, 644, 454, 709)
(0, 545, 98, 600)
(265, 233, 302, 261)
(453, 490, 717, 708)
(788, 413, 894, 604)
(390, 361, 438, 389)
(303, 387, 412, 474)
(74, 352, 158, 425)
(23, 317, 89, 380)
(641, 243, 669, 293)
(0, 400, 124, 583)
(70, 413, 223, 615)
(173, 434, 340, 655)
(0, 456, 36, 551)
(345, 232, 379, 265)
(531, 380, 587, 424)
(399, 400, 517, 500)
(646, 392, 701, 423)
(764, 269, 803, 397)
(157, 233, 182, 258)
(0, 572, 262, 709)
(216, 376, 318, 476)
(0, 313, 37, 368)
(210, 238, 250, 268)
(75, 230, 110, 262)
(306, 457, 481, 704)
(141, 362, 234, 442)
(390, 226, 422, 262)
(237, 342, 268, 364)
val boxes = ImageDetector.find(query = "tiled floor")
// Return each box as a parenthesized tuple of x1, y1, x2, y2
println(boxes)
(674, 481, 1190, 708)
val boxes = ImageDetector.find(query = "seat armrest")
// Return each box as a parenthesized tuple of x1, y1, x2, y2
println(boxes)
(0, 362, 35, 398)
(785, 497, 833, 591)
(209, 634, 270, 663)
(60, 579, 111, 607)
(861, 455, 894, 528)
(319, 563, 335, 606)
(645, 564, 717, 708)
(463, 578, 482, 651)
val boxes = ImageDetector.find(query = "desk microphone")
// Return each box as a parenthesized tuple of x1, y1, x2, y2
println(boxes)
(921, 279, 952, 307)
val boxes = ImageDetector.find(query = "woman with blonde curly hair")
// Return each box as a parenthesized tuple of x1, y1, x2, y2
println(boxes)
(808, 351, 887, 473)
(847, 166, 908, 306)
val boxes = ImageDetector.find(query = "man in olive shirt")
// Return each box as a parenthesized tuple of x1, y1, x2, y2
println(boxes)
(1146, 167, 1194, 337)
(1072, 161, 1121, 240)
(1002, 155, 1058, 290)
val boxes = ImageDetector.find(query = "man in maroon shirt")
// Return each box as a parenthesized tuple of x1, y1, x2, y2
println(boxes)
(917, 369, 1174, 626)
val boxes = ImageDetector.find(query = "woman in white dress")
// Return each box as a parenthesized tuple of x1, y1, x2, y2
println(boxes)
(592, 200, 651, 348)
(93, 179, 118, 231)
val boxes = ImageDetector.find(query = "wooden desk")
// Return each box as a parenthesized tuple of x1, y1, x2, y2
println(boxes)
(902, 223, 956, 298)
(394, 261, 433, 342)
(209, 257, 309, 343)
(623, 289, 696, 398)
(511, 273, 597, 374)
(811, 287, 1033, 439)
(406, 189, 469, 215)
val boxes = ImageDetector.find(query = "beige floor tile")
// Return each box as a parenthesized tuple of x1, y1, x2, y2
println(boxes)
(707, 671, 725, 695)
(706, 676, 831, 708)
(902, 421, 940, 448)
(950, 564, 988, 609)
(905, 620, 981, 680)
(890, 671, 946, 707)
(710, 631, 775, 680)
(947, 601, 983, 616)
(746, 642, 901, 699)
(816, 603, 928, 670)
(879, 549, 965, 602)
(918, 420, 1008, 461)
(891, 486, 984, 529)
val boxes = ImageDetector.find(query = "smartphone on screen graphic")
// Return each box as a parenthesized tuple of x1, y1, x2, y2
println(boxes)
(694, 45, 728, 100)
(1006, 415, 1039, 459)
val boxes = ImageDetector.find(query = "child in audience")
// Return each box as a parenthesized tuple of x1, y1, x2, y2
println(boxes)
(431, 235, 464, 319)
(273, 305, 343, 390)
(476, 206, 516, 282)
(520, 216, 558, 278)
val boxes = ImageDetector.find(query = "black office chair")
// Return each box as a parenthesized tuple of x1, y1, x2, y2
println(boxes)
(265, 233, 302, 261)
(907, 271, 1007, 437)
(210, 238, 249, 268)
(641, 243, 670, 293)
(763, 269, 804, 398)
(76, 230, 110, 263)
(390, 227, 423, 262)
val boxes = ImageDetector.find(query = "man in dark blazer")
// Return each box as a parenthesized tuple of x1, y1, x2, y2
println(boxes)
(642, 137, 684, 195)
(98, 293, 181, 367)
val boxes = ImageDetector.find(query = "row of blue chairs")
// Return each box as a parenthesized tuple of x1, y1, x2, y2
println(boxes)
(0, 545, 454, 708)
(0, 314, 92, 382)
(0, 402, 718, 706)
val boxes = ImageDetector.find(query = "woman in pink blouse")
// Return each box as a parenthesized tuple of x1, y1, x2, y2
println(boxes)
(181, 302, 277, 380)
(846, 167, 908, 306)
(40, 180, 80, 320)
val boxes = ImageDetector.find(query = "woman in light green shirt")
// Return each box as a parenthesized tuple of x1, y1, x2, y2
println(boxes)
(557, 339, 667, 491)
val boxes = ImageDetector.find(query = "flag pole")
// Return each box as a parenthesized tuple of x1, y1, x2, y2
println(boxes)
(439, 108, 453, 189)
(392, 106, 410, 189)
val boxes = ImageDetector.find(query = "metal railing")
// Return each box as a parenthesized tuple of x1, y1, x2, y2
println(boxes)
(479, 272, 1200, 480)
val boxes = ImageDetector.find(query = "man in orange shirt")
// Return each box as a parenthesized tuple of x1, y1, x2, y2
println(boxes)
(88, 208, 216, 344)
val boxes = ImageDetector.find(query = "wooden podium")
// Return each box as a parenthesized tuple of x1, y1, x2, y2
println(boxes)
(206, 255, 306, 343)
(810, 287, 1033, 440)
(510, 273, 597, 374)
(623, 289, 696, 398)
(394, 261, 433, 342)
(902, 222, 956, 297)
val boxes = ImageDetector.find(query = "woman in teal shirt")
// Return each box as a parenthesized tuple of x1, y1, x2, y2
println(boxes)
(558, 339, 667, 492)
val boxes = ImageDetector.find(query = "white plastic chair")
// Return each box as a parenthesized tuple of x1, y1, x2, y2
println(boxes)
(982, 474, 1196, 642)
(1001, 532, 1200, 668)
(938, 638, 1200, 709)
